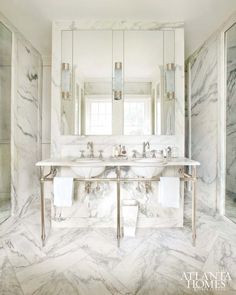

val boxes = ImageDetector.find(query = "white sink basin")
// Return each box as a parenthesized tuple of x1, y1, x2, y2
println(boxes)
(71, 158, 105, 178)
(131, 158, 166, 178)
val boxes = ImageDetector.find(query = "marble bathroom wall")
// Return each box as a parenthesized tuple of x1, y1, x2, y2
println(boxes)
(186, 12, 236, 215)
(11, 36, 42, 215)
(186, 34, 219, 212)
(0, 12, 43, 216)
(226, 23, 236, 195)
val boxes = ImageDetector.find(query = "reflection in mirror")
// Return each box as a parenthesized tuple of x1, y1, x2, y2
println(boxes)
(123, 31, 163, 135)
(0, 22, 12, 223)
(61, 29, 176, 136)
(225, 22, 236, 223)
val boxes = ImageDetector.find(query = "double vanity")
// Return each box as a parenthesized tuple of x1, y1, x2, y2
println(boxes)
(36, 21, 200, 248)
(37, 148, 199, 247)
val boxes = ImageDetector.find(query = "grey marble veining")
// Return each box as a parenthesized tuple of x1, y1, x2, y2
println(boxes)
(0, 195, 236, 294)
(0, 11, 43, 219)
(11, 35, 42, 216)
(186, 33, 218, 212)
(225, 23, 236, 223)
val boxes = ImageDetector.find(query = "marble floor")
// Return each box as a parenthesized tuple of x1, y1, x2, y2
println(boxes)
(225, 190, 236, 224)
(0, 197, 236, 295)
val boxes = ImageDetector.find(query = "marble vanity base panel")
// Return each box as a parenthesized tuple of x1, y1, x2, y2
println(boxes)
(50, 166, 184, 229)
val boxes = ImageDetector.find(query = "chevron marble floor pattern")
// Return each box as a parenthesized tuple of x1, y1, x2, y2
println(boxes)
(0, 197, 236, 294)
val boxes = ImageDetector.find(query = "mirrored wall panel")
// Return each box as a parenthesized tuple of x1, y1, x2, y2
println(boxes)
(225, 23, 236, 223)
(61, 29, 175, 136)
(0, 22, 12, 223)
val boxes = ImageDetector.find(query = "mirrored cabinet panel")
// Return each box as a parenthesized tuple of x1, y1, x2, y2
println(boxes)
(61, 29, 175, 136)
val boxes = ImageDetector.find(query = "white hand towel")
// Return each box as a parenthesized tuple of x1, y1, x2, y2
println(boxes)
(53, 177, 74, 207)
(159, 177, 180, 208)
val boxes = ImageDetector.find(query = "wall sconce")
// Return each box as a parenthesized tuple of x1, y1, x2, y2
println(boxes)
(165, 63, 175, 100)
(113, 62, 122, 100)
(61, 62, 71, 100)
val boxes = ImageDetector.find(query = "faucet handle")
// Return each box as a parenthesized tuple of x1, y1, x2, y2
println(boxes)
(132, 150, 137, 158)
(151, 150, 156, 158)
(98, 150, 103, 159)
(166, 146, 172, 158)
(80, 150, 85, 158)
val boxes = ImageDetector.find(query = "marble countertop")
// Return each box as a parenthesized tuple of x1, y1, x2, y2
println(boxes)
(36, 157, 200, 167)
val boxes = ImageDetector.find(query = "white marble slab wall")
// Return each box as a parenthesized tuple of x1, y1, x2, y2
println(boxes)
(0, 12, 43, 216)
(186, 34, 219, 212)
(226, 24, 236, 195)
(11, 36, 42, 215)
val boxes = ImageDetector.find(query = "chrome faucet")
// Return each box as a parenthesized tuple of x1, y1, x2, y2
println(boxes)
(87, 141, 94, 158)
(142, 141, 150, 158)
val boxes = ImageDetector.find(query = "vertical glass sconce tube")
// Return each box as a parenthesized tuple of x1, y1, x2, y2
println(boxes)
(165, 63, 175, 100)
(61, 62, 71, 100)
(113, 62, 122, 100)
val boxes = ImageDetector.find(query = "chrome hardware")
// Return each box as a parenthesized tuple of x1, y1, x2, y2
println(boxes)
(85, 181, 92, 194)
(151, 150, 156, 158)
(113, 145, 127, 159)
(132, 150, 137, 158)
(98, 150, 103, 159)
(166, 146, 172, 158)
(142, 141, 150, 158)
(80, 150, 85, 158)
(87, 142, 94, 158)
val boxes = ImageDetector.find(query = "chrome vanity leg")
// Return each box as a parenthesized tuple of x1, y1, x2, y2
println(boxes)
(192, 166, 197, 246)
(116, 166, 121, 247)
(40, 167, 46, 247)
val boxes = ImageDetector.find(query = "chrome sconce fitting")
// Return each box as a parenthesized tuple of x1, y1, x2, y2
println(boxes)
(61, 62, 72, 100)
(85, 182, 92, 194)
(165, 63, 175, 100)
(113, 62, 123, 100)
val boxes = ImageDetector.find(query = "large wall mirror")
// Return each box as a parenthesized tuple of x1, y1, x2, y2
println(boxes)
(61, 29, 176, 136)
(225, 22, 236, 223)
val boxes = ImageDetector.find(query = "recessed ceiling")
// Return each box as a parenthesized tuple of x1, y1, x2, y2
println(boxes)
(0, 0, 236, 58)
